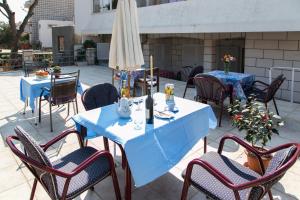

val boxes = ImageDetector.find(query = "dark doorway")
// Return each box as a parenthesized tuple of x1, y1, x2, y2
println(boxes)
(216, 39, 245, 73)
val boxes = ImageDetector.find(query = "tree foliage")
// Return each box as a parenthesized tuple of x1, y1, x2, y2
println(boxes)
(0, 0, 39, 53)
(0, 21, 13, 48)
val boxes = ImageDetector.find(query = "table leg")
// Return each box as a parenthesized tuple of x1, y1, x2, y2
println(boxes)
(79, 125, 87, 148)
(34, 97, 39, 125)
(204, 136, 207, 154)
(229, 85, 233, 104)
(23, 98, 27, 114)
(113, 143, 117, 158)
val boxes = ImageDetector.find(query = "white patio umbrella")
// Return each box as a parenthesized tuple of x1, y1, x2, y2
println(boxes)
(109, 0, 144, 72)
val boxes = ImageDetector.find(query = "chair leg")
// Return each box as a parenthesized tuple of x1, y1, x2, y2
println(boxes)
(49, 103, 53, 132)
(39, 98, 42, 123)
(30, 178, 38, 200)
(111, 166, 122, 200)
(183, 85, 188, 98)
(180, 176, 190, 200)
(203, 136, 207, 154)
(218, 103, 224, 127)
(103, 137, 110, 152)
(268, 190, 274, 200)
(265, 102, 268, 111)
(75, 99, 79, 114)
(67, 102, 70, 116)
(273, 98, 280, 115)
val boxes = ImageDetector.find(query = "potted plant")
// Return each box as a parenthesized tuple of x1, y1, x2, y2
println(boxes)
(228, 96, 284, 174)
(51, 65, 61, 77)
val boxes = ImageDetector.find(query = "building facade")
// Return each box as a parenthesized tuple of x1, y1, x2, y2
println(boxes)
(25, 0, 74, 47)
(74, 0, 300, 102)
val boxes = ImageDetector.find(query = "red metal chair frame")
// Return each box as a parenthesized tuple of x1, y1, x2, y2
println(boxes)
(194, 74, 231, 127)
(181, 134, 300, 200)
(6, 129, 121, 200)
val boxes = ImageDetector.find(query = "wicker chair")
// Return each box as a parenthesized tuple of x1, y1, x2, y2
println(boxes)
(245, 74, 285, 115)
(194, 74, 230, 127)
(6, 126, 121, 200)
(39, 70, 80, 132)
(183, 66, 204, 98)
(133, 67, 160, 96)
(181, 134, 300, 200)
(81, 83, 119, 149)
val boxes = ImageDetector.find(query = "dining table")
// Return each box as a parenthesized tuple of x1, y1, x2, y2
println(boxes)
(20, 76, 84, 124)
(72, 93, 217, 200)
(205, 70, 255, 100)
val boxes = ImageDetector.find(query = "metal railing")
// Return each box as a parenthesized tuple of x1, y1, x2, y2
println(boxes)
(268, 67, 300, 103)
(52, 51, 74, 66)
(0, 52, 23, 71)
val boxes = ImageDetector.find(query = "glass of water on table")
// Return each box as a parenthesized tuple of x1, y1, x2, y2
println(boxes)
(133, 97, 144, 130)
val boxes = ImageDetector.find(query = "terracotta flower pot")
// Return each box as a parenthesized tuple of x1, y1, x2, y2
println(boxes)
(244, 148, 272, 175)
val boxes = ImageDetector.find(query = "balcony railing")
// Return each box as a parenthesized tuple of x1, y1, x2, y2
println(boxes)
(93, 0, 185, 13)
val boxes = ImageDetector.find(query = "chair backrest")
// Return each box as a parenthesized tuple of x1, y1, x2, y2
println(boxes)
(143, 67, 160, 80)
(50, 70, 80, 104)
(247, 144, 300, 200)
(194, 74, 227, 103)
(187, 66, 204, 85)
(265, 74, 285, 102)
(9, 126, 58, 200)
(81, 83, 119, 111)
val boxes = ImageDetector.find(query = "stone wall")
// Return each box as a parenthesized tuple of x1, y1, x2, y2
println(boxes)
(244, 32, 300, 102)
(142, 34, 204, 74)
(142, 32, 300, 102)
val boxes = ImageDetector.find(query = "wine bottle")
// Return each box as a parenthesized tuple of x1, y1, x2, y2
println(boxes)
(145, 87, 154, 124)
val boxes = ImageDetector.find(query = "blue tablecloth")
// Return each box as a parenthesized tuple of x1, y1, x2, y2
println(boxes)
(72, 93, 217, 187)
(20, 76, 84, 110)
(205, 70, 255, 100)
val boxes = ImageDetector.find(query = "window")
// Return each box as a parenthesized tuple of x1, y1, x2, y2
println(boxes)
(58, 36, 65, 52)
(93, 0, 100, 13)
(93, 0, 118, 13)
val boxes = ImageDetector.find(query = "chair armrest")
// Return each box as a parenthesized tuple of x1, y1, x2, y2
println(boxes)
(253, 80, 269, 86)
(218, 134, 265, 174)
(40, 129, 81, 151)
(252, 80, 269, 91)
(186, 158, 235, 189)
(70, 150, 114, 176)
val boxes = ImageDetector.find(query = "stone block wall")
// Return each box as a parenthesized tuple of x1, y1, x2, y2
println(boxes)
(141, 32, 300, 102)
(244, 32, 300, 102)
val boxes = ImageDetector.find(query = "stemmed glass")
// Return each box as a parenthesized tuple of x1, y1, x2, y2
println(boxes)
(133, 98, 144, 130)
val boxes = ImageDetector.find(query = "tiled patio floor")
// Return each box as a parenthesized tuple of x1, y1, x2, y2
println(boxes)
(0, 65, 299, 200)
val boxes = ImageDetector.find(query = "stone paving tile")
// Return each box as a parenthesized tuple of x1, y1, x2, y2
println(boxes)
(0, 66, 299, 199)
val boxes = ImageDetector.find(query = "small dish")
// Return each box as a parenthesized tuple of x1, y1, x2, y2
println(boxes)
(154, 110, 175, 119)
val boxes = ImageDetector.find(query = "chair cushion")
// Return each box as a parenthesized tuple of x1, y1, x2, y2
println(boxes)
(53, 147, 111, 199)
(182, 152, 261, 200)
(265, 146, 297, 175)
